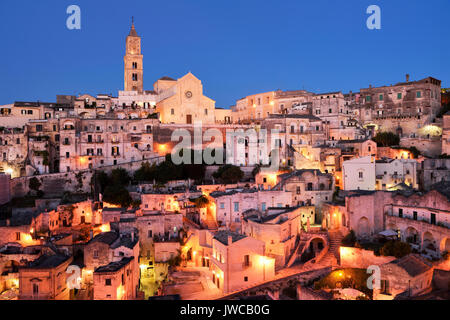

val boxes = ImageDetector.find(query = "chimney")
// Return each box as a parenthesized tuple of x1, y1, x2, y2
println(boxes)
(227, 235, 233, 246)
(406, 74, 410, 82)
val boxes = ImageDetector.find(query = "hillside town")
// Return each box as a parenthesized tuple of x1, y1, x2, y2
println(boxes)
(0, 22, 449, 301)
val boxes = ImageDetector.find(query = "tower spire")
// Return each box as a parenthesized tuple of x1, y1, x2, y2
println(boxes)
(128, 16, 138, 37)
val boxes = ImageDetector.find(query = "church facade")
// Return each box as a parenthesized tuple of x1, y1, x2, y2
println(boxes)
(122, 21, 230, 125)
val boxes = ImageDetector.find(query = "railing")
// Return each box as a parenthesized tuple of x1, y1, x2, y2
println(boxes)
(387, 213, 449, 229)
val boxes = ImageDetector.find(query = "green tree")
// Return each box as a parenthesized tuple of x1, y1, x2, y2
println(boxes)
(190, 195, 210, 208)
(213, 165, 244, 184)
(29, 177, 43, 197)
(372, 132, 400, 147)
(110, 168, 130, 186)
(97, 171, 111, 193)
(102, 185, 132, 208)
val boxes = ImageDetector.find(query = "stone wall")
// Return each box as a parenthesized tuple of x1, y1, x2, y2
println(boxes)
(9, 156, 165, 199)
(400, 137, 442, 157)
(339, 247, 396, 269)
(10, 171, 94, 199)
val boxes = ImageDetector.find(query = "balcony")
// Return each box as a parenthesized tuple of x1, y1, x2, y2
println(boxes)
(386, 213, 449, 230)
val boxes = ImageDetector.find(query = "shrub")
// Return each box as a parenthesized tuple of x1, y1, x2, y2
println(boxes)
(213, 164, 244, 184)
(341, 230, 357, 247)
(380, 240, 411, 258)
(372, 132, 400, 147)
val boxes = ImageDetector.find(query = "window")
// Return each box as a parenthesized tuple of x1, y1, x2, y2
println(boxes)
(366, 95, 371, 102)
(261, 202, 266, 211)
(379, 94, 383, 101)
(220, 202, 225, 209)
(132, 62, 137, 69)
(413, 211, 417, 220)
(16, 232, 21, 241)
(416, 91, 421, 98)
(66, 152, 70, 159)
(132, 73, 138, 81)
(296, 186, 301, 194)
(397, 93, 402, 99)
(233, 202, 239, 212)
(398, 208, 403, 218)
(36, 125, 43, 132)
(204, 109, 208, 115)
(171, 109, 174, 115)
(244, 255, 250, 267)
(148, 230, 153, 238)
(93, 250, 99, 258)
(105, 279, 112, 286)
(33, 284, 39, 295)
(358, 171, 363, 179)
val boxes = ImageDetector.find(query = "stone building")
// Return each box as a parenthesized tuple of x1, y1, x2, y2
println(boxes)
(241, 206, 315, 268)
(375, 254, 434, 300)
(375, 158, 418, 190)
(0, 127, 28, 177)
(232, 90, 313, 123)
(135, 210, 183, 266)
(58, 117, 159, 172)
(385, 185, 450, 258)
(272, 169, 334, 213)
(19, 254, 72, 300)
(93, 256, 139, 300)
(210, 230, 275, 294)
(83, 231, 139, 285)
(352, 76, 442, 137)
(418, 158, 450, 191)
(209, 188, 292, 229)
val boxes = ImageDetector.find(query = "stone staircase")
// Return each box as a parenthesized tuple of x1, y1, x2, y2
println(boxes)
(202, 214, 218, 230)
(319, 231, 343, 267)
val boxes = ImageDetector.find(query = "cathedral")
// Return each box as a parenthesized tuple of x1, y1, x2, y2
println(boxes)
(123, 20, 231, 125)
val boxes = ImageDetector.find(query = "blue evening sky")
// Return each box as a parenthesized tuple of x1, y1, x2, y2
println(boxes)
(0, 0, 448, 108)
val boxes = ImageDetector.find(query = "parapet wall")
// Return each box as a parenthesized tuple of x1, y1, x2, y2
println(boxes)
(339, 247, 396, 269)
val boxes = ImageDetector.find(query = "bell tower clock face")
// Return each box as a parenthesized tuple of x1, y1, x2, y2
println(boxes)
(185, 91, 193, 99)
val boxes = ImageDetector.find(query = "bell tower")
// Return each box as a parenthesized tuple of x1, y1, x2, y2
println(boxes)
(124, 17, 143, 92)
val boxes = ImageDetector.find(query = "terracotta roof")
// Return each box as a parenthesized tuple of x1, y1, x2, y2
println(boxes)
(158, 76, 176, 81)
